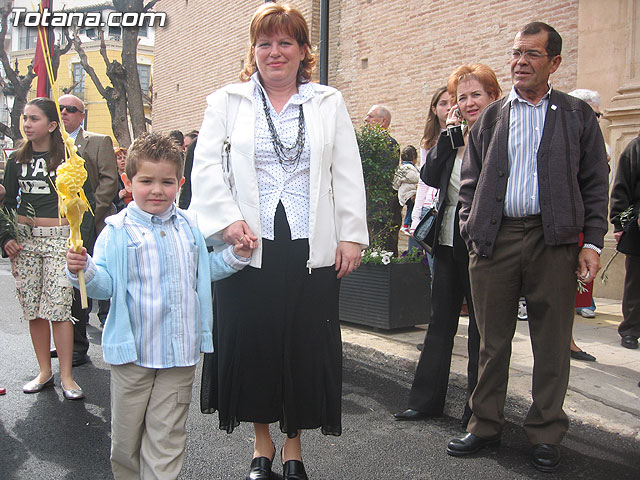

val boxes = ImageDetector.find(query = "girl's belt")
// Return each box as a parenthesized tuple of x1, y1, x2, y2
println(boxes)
(18, 224, 70, 237)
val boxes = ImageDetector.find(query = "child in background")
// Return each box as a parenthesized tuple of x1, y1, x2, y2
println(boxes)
(1, 98, 84, 400)
(393, 145, 420, 235)
(113, 147, 132, 211)
(66, 133, 257, 479)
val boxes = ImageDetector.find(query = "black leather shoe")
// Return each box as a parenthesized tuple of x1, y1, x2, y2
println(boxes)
(283, 459, 308, 480)
(570, 349, 596, 362)
(621, 336, 639, 349)
(72, 352, 89, 367)
(246, 456, 273, 480)
(531, 443, 561, 472)
(446, 433, 501, 456)
(50, 349, 58, 358)
(393, 408, 433, 421)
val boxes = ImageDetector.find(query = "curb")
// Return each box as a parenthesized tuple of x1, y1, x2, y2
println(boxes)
(342, 333, 640, 442)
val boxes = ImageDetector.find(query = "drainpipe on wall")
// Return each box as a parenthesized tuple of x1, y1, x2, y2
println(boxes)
(319, 0, 329, 85)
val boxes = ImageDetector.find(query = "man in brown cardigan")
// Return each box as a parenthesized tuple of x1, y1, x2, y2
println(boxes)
(447, 22, 609, 472)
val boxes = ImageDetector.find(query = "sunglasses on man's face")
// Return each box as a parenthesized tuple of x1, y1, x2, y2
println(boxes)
(59, 105, 82, 114)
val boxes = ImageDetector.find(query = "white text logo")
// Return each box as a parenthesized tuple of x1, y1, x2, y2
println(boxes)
(12, 8, 167, 28)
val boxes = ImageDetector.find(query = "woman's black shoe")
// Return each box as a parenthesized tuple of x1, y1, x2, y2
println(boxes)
(570, 349, 596, 362)
(283, 459, 308, 480)
(246, 456, 274, 480)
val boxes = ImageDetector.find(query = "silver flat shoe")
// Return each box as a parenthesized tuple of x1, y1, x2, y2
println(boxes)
(23, 375, 54, 393)
(62, 385, 85, 400)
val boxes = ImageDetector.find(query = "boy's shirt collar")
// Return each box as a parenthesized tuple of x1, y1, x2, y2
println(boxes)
(127, 201, 176, 225)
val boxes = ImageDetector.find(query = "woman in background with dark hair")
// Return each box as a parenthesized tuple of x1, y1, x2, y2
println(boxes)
(409, 87, 451, 268)
(395, 65, 501, 427)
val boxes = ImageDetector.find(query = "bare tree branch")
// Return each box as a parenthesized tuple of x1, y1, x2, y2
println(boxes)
(0, 1, 36, 141)
(143, 0, 161, 11)
(61, 79, 81, 95)
(72, 28, 132, 146)
(72, 33, 108, 98)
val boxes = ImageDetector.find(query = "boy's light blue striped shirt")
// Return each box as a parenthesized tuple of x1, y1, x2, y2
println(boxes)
(504, 86, 551, 217)
(124, 203, 201, 368)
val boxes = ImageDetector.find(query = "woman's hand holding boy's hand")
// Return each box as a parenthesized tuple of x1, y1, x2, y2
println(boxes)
(66, 246, 88, 274)
(233, 234, 258, 259)
(3, 239, 23, 259)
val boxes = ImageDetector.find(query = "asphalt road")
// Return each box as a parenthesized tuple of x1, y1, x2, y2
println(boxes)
(1, 257, 639, 479)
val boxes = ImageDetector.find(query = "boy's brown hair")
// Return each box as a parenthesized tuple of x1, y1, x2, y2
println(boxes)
(125, 133, 184, 180)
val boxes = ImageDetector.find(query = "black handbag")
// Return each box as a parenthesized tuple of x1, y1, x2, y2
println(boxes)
(412, 207, 437, 253)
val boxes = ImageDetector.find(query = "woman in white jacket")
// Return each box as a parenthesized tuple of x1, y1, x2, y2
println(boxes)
(189, 4, 368, 480)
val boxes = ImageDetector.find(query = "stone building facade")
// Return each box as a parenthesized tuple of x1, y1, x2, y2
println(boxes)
(153, 0, 640, 299)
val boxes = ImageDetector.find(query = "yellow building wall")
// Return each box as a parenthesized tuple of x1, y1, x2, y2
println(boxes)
(15, 47, 153, 146)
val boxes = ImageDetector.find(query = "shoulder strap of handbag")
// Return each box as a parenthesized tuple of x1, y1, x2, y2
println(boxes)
(222, 93, 241, 184)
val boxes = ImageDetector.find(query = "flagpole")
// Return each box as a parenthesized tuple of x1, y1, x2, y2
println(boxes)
(46, 0, 53, 97)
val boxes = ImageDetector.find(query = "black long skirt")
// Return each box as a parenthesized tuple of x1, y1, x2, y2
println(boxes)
(200, 203, 342, 437)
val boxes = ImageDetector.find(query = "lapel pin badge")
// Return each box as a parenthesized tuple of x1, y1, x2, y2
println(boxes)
(551, 104, 557, 110)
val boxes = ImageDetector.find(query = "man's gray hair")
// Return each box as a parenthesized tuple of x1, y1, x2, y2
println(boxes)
(372, 104, 392, 124)
(568, 89, 601, 107)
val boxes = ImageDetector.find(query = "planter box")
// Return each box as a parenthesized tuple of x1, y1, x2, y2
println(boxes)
(339, 262, 431, 330)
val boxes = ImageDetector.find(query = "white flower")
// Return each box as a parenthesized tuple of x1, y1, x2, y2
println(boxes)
(381, 256, 391, 265)
(371, 251, 379, 257)
(361, 250, 365, 257)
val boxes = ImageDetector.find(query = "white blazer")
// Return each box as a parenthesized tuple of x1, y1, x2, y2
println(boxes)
(189, 81, 369, 269)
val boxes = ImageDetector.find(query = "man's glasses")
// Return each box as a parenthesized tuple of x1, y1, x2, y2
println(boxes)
(509, 49, 550, 61)
(59, 105, 82, 113)
(595, 111, 602, 119)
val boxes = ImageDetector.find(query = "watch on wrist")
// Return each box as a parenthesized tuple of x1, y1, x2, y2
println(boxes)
(582, 243, 601, 255)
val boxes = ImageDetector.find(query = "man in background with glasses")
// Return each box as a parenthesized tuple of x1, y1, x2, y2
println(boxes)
(51, 94, 118, 367)
(448, 22, 609, 472)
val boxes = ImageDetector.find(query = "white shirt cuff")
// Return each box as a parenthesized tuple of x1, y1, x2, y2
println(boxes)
(222, 245, 251, 270)
(65, 255, 97, 284)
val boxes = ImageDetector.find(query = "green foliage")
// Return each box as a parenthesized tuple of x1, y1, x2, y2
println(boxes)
(601, 205, 636, 284)
(0, 203, 35, 241)
(356, 123, 400, 250)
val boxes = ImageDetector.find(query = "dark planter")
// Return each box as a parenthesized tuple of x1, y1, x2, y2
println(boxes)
(339, 262, 431, 330)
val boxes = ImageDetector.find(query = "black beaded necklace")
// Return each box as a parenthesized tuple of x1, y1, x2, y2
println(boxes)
(258, 86, 306, 173)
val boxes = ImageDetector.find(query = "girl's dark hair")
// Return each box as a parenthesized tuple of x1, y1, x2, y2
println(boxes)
(16, 97, 65, 172)
(421, 86, 448, 151)
(401, 145, 418, 164)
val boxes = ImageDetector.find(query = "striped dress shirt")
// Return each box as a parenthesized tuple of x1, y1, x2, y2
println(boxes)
(504, 85, 551, 217)
(124, 203, 202, 368)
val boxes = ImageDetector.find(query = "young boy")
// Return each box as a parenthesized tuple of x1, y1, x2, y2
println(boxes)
(66, 133, 256, 479)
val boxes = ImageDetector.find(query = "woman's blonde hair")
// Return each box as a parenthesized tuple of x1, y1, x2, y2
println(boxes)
(447, 64, 502, 103)
(239, 3, 317, 84)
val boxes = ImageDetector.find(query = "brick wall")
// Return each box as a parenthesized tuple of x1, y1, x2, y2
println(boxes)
(153, 0, 579, 148)
(152, 0, 314, 135)
(328, 0, 579, 148)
